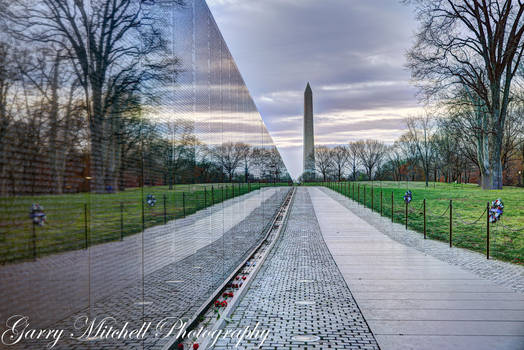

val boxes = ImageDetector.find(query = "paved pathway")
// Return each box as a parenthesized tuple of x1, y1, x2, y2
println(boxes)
(309, 187, 524, 350)
(320, 187, 524, 292)
(213, 188, 379, 349)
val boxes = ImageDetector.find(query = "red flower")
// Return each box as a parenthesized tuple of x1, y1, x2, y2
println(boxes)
(221, 300, 228, 307)
(235, 276, 240, 280)
(223, 292, 228, 297)
(228, 292, 234, 297)
(177, 344, 184, 349)
(214, 300, 220, 307)
(193, 344, 199, 350)
(242, 276, 247, 280)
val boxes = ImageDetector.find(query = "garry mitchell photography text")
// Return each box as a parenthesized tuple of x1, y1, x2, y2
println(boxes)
(1, 315, 270, 348)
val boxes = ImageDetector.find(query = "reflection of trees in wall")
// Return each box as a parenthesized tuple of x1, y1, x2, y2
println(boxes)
(0, 41, 88, 196)
(211, 142, 250, 182)
(263, 147, 287, 183)
(3, 0, 181, 193)
(0, 1, 291, 195)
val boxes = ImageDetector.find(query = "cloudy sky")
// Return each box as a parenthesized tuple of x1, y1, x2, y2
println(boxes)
(207, 0, 422, 179)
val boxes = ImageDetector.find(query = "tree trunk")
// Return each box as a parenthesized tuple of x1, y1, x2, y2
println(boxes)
(492, 144, 503, 189)
(89, 85, 106, 193)
(49, 54, 61, 193)
(0, 89, 9, 196)
(118, 146, 127, 191)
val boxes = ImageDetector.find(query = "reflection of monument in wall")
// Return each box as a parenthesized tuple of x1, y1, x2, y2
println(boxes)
(303, 82, 315, 180)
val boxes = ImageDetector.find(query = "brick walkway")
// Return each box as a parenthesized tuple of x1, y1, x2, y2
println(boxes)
(212, 187, 379, 350)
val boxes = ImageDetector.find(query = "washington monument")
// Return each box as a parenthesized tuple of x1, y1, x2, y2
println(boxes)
(303, 82, 315, 179)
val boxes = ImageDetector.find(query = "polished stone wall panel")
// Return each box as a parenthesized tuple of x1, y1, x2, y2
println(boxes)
(0, 0, 289, 348)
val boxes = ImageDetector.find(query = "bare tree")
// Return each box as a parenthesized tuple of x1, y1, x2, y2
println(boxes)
(330, 145, 349, 181)
(502, 104, 524, 177)
(347, 141, 363, 181)
(265, 147, 286, 182)
(212, 142, 250, 182)
(358, 139, 386, 180)
(5, 0, 181, 192)
(242, 147, 255, 182)
(251, 147, 286, 182)
(386, 142, 405, 181)
(437, 96, 524, 184)
(405, 114, 436, 187)
(315, 146, 333, 181)
(406, 0, 524, 189)
(0, 42, 21, 194)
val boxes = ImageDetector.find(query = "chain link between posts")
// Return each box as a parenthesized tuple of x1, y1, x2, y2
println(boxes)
(454, 207, 487, 225)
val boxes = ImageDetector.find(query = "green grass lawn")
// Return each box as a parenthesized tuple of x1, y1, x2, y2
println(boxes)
(0, 182, 288, 264)
(316, 181, 524, 265)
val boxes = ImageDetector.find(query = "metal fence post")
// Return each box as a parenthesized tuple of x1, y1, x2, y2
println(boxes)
(84, 203, 89, 249)
(211, 186, 215, 205)
(391, 191, 394, 222)
(449, 199, 453, 248)
(358, 184, 360, 203)
(486, 201, 490, 259)
(423, 198, 426, 239)
(222, 186, 225, 201)
(232, 183, 235, 197)
(163, 194, 167, 224)
(371, 185, 374, 211)
(204, 188, 207, 207)
(364, 185, 366, 207)
(120, 202, 124, 240)
(182, 192, 186, 218)
(405, 200, 408, 229)
(380, 190, 383, 216)
(141, 193, 145, 231)
(32, 222, 37, 259)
